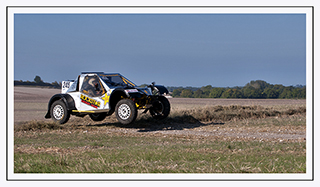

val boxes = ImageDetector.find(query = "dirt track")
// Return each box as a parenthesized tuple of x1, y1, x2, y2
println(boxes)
(14, 86, 61, 122)
(14, 86, 306, 122)
(13, 86, 306, 142)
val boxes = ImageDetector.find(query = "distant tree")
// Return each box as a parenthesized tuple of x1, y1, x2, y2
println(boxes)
(221, 88, 243, 98)
(34, 75, 43, 84)
(272, 84, 285, 93)
(172, 88, 183, 97)
(231, 89, 243, 98)
(279, 87, 293, 98)
(263, 88, 279, 98)
(246, 80, 270, 90)
(242, 86, 253, 98)
(201, 85, 213, 97)
(242, 86, 263, 98)
(292, 87, 306, 99)
(221, 89, 233, 98)
(180, 89, 193, 98)
(193, 89, 204, 98)
(209, 87, 226, 98)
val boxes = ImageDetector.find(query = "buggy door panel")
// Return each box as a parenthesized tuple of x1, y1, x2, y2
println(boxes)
(78, 75, 108, 111)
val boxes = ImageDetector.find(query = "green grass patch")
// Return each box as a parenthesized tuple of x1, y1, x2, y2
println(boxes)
(14, 131, 306, 173)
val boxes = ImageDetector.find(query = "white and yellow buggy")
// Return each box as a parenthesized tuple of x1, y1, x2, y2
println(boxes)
(45, 72, 170, 125)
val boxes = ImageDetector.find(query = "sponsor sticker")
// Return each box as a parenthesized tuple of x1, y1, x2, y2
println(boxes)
(80, 94, 101, 108)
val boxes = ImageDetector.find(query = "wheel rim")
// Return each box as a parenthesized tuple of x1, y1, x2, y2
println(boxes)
(118, 104, 131, 120)
(53, 105, 64, 120)
(153, 101, 164, 115)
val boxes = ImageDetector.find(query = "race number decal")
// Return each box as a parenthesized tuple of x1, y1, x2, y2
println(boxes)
(62, 81, 71, 89)
(61, 81, 75, 93)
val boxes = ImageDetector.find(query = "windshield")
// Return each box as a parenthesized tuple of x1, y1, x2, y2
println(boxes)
(98, 73, 136, 88)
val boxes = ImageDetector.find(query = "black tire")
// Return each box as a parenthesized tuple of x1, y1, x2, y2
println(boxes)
(50, 100, 70, 124)
(149, 96, 170, 120)
(89, 113, 108, 121)
(115, 99, 137, 125)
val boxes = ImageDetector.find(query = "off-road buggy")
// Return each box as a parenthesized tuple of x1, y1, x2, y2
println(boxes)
(45, 72, 170, 125)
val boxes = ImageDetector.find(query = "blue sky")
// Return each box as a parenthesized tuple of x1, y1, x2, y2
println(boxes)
(14, 14, 306, 87)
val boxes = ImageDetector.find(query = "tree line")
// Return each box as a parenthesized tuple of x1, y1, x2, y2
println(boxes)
(168, 80, 306, 99)
(14, 76, 306, 99)
(14, 75, 61, 89)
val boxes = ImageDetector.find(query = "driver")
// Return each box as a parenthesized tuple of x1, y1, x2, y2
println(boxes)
(88, 78, 102, 96)
(80, 77, 102, 97)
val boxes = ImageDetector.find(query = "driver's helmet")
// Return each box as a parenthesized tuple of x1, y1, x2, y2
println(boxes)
(88, 78, 95, 87)
(89, 78, 99, 88)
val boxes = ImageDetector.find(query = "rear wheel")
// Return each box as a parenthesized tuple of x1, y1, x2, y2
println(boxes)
(150, 96, 170, 120)
(89, 113, 108, 121)
(115, 99, 137, 125)
(50, 100, 70, 124)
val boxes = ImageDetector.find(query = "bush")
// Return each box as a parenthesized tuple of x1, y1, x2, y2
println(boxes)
(170, 80, 305, 99)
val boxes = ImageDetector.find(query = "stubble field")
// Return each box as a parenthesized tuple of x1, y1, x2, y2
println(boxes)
(13, 86, 306, 174)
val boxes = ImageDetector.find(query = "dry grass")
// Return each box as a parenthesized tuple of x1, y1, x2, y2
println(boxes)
(167, 105, 306, 122)
(14, 102, 306, 174)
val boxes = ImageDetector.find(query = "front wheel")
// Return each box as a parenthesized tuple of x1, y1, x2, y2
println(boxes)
(149, 96, 170, 120)
(50, 100, 70, 124)
(115, 99, 137, 125)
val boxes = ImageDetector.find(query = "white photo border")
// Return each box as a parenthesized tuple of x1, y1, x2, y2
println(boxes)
(6, 6, 314, 182)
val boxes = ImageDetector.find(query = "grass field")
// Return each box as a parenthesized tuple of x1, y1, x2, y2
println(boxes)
(14, 131, 305, 173)
(14, 103, 306, 174)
